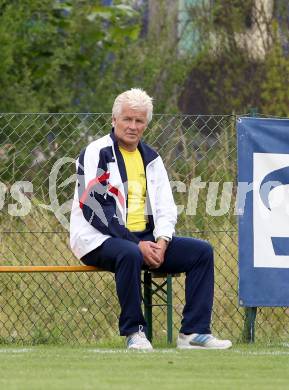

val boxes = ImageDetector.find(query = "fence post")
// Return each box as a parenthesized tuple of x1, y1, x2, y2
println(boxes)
(242, 307, 257, 342)
(242, 107, 258, 343)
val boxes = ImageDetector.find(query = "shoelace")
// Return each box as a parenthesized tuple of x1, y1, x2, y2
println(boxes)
(127, 325, 148, 345)
(128, 333, 146, 343)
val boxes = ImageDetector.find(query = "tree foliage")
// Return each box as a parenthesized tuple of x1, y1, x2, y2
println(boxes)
(0, 0, 141, 112)
(179, 0, 289, 116)
(1, 0, 287, 116)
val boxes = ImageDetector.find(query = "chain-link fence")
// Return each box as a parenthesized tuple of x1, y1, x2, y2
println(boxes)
(0, 113, 288, 344)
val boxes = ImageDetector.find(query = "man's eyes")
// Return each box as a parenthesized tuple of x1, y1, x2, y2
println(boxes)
(122, 118, 144, 123)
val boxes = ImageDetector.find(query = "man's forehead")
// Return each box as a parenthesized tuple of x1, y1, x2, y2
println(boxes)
(119, 105, 147, 118)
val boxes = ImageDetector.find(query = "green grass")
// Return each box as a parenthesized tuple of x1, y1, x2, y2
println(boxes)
(0, 344, 289, 390)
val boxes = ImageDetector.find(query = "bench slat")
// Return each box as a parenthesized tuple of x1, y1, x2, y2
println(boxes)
(0, 265, 102, 273)
(0, 266, 180, 278)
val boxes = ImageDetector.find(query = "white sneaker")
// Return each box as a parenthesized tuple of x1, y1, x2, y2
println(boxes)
(177, 333, 232, 350)
(126, 328, 153, 351)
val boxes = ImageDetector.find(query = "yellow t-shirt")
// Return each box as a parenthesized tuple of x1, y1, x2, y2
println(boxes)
(119, 146, 147, 232)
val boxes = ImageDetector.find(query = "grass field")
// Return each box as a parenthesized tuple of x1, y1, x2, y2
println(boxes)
(0, 343, 289, 390)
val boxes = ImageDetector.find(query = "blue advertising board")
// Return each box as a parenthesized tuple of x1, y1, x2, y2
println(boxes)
(238, 117, 289, 307)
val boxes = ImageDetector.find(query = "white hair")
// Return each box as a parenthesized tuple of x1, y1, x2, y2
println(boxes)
(112, 88, 153, 123)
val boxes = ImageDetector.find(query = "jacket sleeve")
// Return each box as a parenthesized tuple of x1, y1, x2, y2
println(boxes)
(152, 156, 177, 240)
(77, 144, 140, 243)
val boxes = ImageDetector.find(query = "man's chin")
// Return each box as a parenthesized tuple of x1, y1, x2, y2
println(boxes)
(125, 137, 139, 144)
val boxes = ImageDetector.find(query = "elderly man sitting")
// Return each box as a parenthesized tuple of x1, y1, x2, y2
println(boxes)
(70, 88, 232, 351)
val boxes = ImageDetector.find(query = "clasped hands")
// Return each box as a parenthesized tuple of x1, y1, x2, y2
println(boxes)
(138, 240, 168, 269)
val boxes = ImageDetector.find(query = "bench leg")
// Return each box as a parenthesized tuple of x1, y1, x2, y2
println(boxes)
(143, 272, 174, 344)
(143, 271, 153, 341)
(166, 274, 173, 344)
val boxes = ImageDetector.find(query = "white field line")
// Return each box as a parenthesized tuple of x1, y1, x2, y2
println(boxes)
(88, 349, 177, 354)
(233, 350, 289, 356)
(1, 347, 288, 356)
(89, 346, 289, 355)
(0, 348, 33, 354)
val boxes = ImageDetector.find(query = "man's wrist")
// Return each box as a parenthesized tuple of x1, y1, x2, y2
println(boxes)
(156, 236, 170, 248)
(156, 235, 171, 243)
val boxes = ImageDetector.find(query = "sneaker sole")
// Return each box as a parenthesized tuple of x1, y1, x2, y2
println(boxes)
(177, 344, 232, 350)
(127, 347, 154, 351)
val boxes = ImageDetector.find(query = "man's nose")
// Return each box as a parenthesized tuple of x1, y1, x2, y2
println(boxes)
(129, 120, 137, 129)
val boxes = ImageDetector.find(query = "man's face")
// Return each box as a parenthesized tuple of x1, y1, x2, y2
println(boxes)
(112, 105, 148, 151)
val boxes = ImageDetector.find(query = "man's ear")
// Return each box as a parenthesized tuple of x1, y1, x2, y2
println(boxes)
(112, 115, 116, 127)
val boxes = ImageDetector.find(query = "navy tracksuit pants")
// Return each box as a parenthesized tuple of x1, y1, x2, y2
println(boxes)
(82, 231, 214, 337)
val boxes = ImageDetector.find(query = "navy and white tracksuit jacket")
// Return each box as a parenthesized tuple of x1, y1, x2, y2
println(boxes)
(70, 129, 177, 259)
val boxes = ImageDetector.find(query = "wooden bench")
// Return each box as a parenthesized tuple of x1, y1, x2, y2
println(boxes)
(0, 265, 176, 343)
